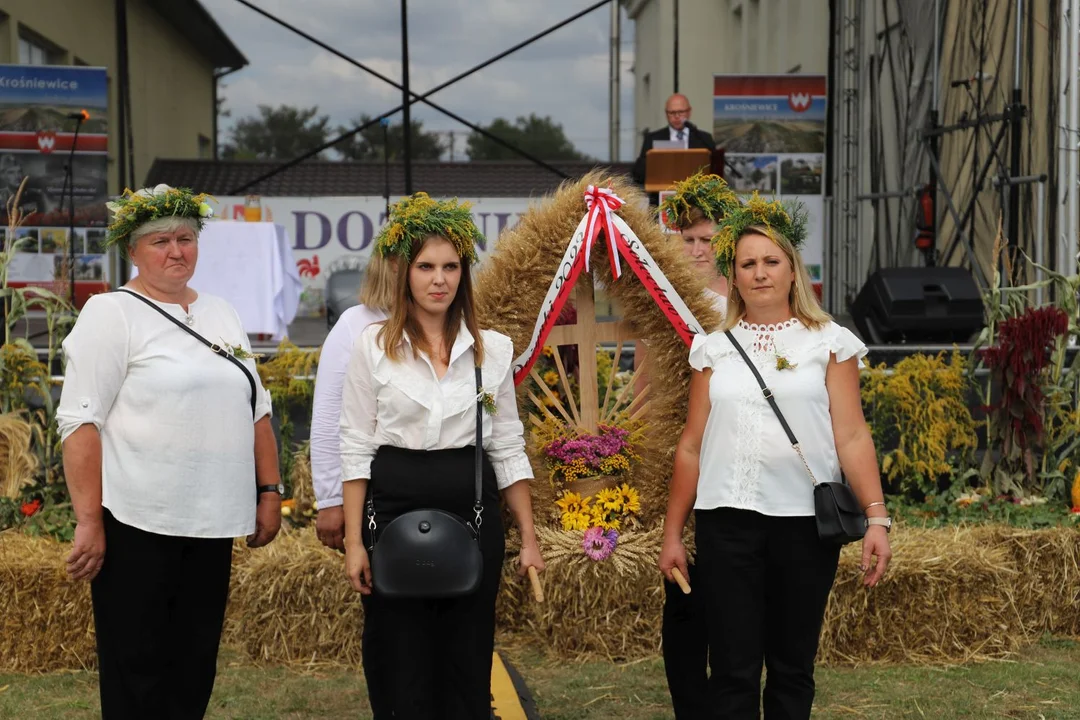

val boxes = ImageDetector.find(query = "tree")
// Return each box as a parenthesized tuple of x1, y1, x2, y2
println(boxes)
(222, 105, 331, 160)
(334, 115, 445, 161)
(466, 114, 589, 161)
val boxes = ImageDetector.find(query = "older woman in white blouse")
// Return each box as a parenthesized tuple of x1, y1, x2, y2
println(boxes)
(57, 185, 280, 719)
(659, 204, 892, 719)
(340, 193, 543, 719)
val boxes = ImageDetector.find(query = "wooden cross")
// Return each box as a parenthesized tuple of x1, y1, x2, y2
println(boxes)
(524, 273, 650, 433)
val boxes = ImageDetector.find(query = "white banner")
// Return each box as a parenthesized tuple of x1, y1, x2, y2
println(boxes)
(205, 196, 538, 317)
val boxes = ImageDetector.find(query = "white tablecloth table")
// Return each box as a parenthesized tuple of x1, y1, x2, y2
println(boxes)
(134, 222, 302, 341)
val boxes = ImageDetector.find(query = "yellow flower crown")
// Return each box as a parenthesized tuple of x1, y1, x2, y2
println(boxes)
(712, 193, 809, 276)
(373, 192, 483, 263)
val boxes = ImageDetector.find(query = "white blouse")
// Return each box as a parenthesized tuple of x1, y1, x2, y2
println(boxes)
(309, 304, 388, 509)
(56, 291, 273, 538)
(689, 319, 867, 516)
(702, 287, 728, 319)
(339, 323, 533, 490)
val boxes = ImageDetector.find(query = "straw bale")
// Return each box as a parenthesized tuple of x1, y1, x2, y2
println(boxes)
(818, 526, 1030, 665)
(0, 413, 39, 499)
(475, 172, 720, 527)
(4, 524, 1079, 672)
(970, 525, 1080, 637)
(222, 527, 364, 666)
(0, 531, 96, 672)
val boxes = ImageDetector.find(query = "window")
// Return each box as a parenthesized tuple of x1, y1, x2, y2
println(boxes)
(19, 37, 49, 65)
(18, 27, 64, 65)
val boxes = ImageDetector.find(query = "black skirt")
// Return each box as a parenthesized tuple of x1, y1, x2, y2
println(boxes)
(360, 444, 506, 720)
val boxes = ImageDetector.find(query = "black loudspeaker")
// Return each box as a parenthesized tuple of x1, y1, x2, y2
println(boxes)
(850, 267, 984, 344)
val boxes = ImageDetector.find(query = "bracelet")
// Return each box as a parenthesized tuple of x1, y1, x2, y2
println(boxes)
(864, 501, 886, 511)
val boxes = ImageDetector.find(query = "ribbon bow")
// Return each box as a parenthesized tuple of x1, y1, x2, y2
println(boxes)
(583, 185, 625, 280)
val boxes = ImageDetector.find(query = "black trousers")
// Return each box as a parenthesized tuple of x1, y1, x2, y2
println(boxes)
(662, 561, 711, 719)
(695, 508, 840, 720)
(360, 445, 505, 720)
(90, 509, 233, 720)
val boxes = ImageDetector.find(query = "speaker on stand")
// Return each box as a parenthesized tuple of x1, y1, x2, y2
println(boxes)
(850, 267, 984, 344)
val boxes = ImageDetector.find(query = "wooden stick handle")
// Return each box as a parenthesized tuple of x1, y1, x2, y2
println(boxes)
(671, 567, 691, 595)
(527, 566, 544, 603)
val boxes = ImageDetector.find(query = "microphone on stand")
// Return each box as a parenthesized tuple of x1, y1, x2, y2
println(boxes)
(64, 109, 90, 306)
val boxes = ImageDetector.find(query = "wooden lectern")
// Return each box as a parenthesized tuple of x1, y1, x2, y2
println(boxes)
(644, 148, 712, 192)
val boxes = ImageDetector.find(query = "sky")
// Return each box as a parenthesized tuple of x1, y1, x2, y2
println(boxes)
(200, 0, 638, 162)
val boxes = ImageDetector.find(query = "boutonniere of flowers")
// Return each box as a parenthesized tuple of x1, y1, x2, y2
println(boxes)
(477, 387, 498, 416)
(222, 341, 264, 361)
(775, 353, 797, 371)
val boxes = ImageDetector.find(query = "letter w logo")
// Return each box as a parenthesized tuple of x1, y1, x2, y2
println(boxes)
(36, 131, 57, 153)
(788, 93, 812, 112)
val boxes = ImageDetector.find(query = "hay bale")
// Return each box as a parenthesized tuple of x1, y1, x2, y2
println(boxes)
(3, 524, 1078, 671)
(819, 527, 1028, 665)
(974, 526, 1080, 637)
(0, 531, 96, 672)
(223, 527, 364, 665)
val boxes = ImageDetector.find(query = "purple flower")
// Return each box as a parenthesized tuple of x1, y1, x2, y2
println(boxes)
(583, 526, 618, 561)
(543, 426, 631, 470)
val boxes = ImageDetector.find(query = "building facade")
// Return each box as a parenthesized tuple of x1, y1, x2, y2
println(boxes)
(0, 0, 245, 193)
(622, 0, 830, 143)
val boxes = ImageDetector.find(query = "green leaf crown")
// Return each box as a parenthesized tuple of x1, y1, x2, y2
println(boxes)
(712, 192, 809, 276)
(105, 184, 214, 252)
(373, 191, 483, 264)
(658, 171, 740, 230)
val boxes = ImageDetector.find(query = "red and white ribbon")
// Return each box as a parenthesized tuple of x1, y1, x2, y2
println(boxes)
(512, 190, 707, 386)
(583, 185, 624, 280)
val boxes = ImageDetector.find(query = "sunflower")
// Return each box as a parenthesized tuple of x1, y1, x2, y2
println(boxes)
(594, 487, 623, 513)
(555, 491, 589, 517)
(617, 483, 641, 515)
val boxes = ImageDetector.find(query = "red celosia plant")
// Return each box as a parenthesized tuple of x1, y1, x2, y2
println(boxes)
(980, 306, 1070, 482)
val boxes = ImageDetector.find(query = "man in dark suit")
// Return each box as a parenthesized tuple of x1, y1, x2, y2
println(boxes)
(632, 93, 716, 204)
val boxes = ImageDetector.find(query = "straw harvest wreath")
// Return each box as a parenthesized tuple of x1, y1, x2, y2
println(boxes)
(474, 172, 722, 574)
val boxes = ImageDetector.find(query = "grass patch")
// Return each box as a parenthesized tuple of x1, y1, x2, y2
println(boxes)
(0, 640, 1078, 719)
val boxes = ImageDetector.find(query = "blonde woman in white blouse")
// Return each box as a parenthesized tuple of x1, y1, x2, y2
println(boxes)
(310, 254, 395, 552)
(658, 197, 892, 719)
(57, 185, 280, 719)
(339, 193, 543, 718)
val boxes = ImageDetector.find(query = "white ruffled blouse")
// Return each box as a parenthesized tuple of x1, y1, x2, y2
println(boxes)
(689, 319, 867, 516)
(339, 323, 533, 490)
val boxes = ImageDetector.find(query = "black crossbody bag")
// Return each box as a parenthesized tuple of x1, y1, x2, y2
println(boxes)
(365, 366, 486, 599)
(724, 331, 866, 545)
(116, 289, 257, 419)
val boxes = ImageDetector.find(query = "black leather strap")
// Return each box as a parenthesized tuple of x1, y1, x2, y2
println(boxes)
(474, 365, 483, 511)
(724, 330, 798, 446)
(116, 288, 257, 419)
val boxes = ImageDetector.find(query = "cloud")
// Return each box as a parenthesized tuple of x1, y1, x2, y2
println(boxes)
(202, 0, 638, 160)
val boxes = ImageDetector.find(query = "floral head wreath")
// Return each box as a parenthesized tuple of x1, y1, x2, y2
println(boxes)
(373, 191, 483, 264)
(658, 171, 740, 230)
(105, 184, 214, 252)
(712, 192, 809, 276)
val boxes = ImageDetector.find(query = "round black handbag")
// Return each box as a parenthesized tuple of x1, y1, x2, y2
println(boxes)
(366, 366, 487, 598)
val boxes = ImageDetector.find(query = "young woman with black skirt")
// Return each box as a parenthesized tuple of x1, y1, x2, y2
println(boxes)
(339, 192, 544, 719)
